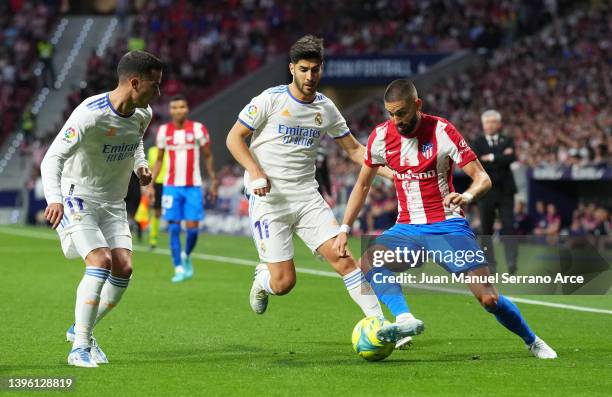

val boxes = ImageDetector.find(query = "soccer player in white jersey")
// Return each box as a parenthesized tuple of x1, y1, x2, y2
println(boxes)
(226, 35, 400, 327)
(41, 50, 162, 367)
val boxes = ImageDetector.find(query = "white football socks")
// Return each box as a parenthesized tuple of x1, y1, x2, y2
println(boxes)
(95, 274, 130, 325)
(342, 268, 384, 317)
(73, 267, 109, 348)
(255, 264, 275, 295)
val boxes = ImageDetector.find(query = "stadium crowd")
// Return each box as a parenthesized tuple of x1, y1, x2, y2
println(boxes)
(0, 0, 59, 146)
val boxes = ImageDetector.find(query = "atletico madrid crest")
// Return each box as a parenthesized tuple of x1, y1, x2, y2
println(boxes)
(421, 142, 434, 159)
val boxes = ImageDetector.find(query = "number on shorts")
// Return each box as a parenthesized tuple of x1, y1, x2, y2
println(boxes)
(65, 196, 84, 211)
(161, 195, 173, 209)
(254, 220, 269, 240)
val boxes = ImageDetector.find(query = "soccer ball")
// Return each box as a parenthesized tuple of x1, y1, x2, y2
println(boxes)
(351, 316, 394, 361)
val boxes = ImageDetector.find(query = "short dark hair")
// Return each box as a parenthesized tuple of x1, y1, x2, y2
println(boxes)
(116, 50, 163, 81)
(289, 35, 324, 64)
(170, 94, 187, 103)
(384, 79, 418, 102)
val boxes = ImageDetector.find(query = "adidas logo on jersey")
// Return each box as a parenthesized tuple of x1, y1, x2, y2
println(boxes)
(281, 108, 291, 117)
(105, 127, 117, 137)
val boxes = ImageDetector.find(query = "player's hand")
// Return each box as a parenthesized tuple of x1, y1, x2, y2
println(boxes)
(44, 202, 64, 229)
(333, 232, 349, 258)
(443, 192, 468, 212)
(137, 166, 152, 186)
(208, 178, 219, 203)
(249, 168, 271, 197)
(147, 185, 156, 206)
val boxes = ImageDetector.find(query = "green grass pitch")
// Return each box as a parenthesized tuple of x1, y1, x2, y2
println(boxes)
(1, 226, 611, 396)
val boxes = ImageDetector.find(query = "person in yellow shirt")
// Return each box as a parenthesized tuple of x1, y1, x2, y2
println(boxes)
(147, 145, 168, 249)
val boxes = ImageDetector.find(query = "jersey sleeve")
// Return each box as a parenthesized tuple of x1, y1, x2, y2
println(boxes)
(364, 127, 386, 168)
(40, 105, 94, 204)
(444, 122, 477, 168)
(237, 92, 270, 131)
(133, 111, 152, 173)
(194, 122, 210, 146)
(325, 104, 351, 139)
(156, 124, 167, 149)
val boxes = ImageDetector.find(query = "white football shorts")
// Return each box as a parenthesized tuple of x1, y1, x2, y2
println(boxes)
(56, 196, 132, 259)
(248, 192, 340, 263)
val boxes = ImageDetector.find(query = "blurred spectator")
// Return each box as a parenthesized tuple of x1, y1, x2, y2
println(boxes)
(36, 35, 55, 88)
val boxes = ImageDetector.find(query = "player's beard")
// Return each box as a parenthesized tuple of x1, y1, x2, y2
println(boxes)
(397, 112, 420, 135)
(297, 77, 317, 97)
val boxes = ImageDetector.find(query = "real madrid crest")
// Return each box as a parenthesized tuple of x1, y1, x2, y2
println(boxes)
(314, 112, 323, 126)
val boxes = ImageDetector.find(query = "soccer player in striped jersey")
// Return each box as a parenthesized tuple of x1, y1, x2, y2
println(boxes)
(149, 95, 218, 282)
(335, 79, 557, 359)
(41, 50, 162, 367)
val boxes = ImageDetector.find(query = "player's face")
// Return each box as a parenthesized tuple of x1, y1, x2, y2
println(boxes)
(385, 99, 422, 135)
(290, 59, 322, 97)
(132, 69, 162, 107)
(169, 99, 189, 123)
(482, 116, 501, 135)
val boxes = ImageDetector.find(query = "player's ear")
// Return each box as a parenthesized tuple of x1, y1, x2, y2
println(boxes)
(415, 98, 423, 112)
(289, 63, 295, 77)
(130, 77, 140, 91)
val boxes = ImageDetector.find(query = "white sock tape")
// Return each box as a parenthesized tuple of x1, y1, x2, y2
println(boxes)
(249, 178, 268, 190)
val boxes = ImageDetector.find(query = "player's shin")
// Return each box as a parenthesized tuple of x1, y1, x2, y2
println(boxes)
(185, 228, 198, 256)
(94, 275, 130, 326)
(168, 222, 182, 269)
(343, 268, 383, 317)
(73, 267, 109, 348)
(485, 294, 536, 344)
(365, 267, 411, 318)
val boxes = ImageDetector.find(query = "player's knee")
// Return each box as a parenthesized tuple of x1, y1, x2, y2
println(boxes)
(478, 294, 498, 310)
(86, 248, 112, 269)
(272, 275, 296, 295)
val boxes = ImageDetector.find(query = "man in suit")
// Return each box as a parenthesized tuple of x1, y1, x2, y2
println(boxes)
(472, 110, 518, 274)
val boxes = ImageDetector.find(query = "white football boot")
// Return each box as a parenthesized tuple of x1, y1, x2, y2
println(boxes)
(66, 324, 108, 364)
(395, 336, 413, 350)
(377, 315, 425, 343)
(528, 336, 557, 359)
(249, 264, 269, 314)
(67, 347, 98, 368)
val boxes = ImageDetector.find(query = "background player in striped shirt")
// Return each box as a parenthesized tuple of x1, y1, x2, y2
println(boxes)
(149, 95, 218, 283)
(41, 50, 162, 367)
(335, 79, 557, 359)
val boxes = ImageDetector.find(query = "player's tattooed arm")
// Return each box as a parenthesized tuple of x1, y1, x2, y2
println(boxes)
(226, 120, 270, 196)
(443, 159, 492, 211)
(333, 163, 379, 257)
(335, 134, 394, 180)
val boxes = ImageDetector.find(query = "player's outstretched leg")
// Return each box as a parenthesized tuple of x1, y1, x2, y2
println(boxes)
(359, 247, 424, 343)
(168, 222, 186, 282)
(182, 220, 199, 279)
(317, 237, 383, 318)
(467, 266, 557, 359)
(68, 249, 112, 368)
(249, 260, 295, 314)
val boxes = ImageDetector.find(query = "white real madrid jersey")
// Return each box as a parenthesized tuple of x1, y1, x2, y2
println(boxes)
(41, 92, 152, 203)
(237, 85, 350, 198)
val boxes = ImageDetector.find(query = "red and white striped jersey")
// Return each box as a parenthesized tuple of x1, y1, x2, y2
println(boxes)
(155, 120, 210, 186)
(364, 113, 477, 224)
